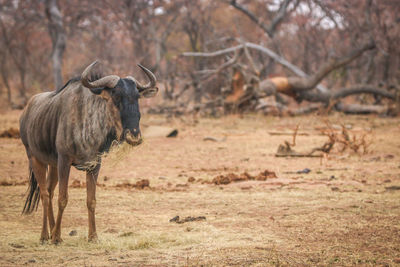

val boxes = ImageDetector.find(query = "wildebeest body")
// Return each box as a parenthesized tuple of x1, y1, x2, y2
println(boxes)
(19, 61, 158, 243)
(20, 82, 120, 170)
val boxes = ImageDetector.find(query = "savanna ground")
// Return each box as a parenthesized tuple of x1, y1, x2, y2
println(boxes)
(0, 110, 399, 266)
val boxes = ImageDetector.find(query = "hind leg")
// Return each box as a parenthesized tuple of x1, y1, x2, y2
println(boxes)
(52, 154, 71, 244)
(31, 157, 49, 242)
(47, 166, 58, 235)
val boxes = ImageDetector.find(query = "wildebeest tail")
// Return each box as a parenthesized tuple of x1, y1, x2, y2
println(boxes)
(22, 167, 40, 214)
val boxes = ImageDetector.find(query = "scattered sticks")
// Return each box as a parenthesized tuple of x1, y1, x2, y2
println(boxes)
(275, 122, 372, 157)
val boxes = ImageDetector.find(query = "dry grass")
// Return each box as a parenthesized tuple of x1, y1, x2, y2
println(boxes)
(0, 111, 399, 266)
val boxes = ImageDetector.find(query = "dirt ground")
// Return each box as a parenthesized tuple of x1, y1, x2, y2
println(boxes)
(0, 110, 399, 266)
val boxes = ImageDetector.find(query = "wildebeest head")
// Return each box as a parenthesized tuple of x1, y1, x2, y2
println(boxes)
(81, 61, 158, 146)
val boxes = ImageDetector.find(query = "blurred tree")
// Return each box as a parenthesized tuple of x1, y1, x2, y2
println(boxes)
(0, 0, 398, 113)
(45, 0, 66, 90)
(0, 0, 47, 107)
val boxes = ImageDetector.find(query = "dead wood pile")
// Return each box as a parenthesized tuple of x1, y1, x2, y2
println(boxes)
(179, 39, 399, 117)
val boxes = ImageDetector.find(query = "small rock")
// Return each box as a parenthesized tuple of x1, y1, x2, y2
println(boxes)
(384, 154, 394, 159)
(69, 230, 77, 236)
(297, 168, 311, 174)
(27, 259, 36, 263)
(169, 216, 180, 222)
(331, 187, 340, 192)
(170, 215, 206, 224)
(187, 177, 195, 183)
(167, 129, 178, 137)
(383, 179, 391, 183)
(329, 175, 336, 180)
(240, 186, 252, 190)
(203, 136, 219, 142)
(9, 243, 25, 249)
(385, 185, 400, 191)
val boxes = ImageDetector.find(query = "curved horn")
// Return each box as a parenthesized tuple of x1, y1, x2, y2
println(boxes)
(127, 64, 157, 91)
(81, 61, 120, 89)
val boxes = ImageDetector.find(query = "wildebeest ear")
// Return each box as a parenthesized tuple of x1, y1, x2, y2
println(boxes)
(139, 87, 158, 98)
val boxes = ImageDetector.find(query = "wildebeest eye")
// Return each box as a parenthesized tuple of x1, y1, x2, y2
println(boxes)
(89, 87, 106, 95)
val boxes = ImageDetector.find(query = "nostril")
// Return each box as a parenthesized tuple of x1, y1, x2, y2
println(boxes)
(130, 128, 141, 138)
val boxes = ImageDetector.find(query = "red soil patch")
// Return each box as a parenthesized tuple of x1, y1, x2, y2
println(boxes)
(115, 179, 150, 189)
(0, 180, 26, 186)
(0, 128, 20, 138)
(71, 179, 85, 188)
(71, 179, 106, 188)
(212, 170, 277, 185)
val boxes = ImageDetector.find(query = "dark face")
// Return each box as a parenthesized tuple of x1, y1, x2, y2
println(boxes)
(91, 75, 158, 146)
(116, 79, 141, 134)
(105, 78, 142, 145)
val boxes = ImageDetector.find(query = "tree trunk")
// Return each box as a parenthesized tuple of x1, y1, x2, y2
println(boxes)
(0, 54, 11, 104)
(45, 0, 66, 90)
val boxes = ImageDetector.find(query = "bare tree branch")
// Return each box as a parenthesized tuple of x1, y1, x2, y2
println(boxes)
(268, 0, 293, 36)
(332, 85, 396, 100)
(287, 40, 376, 91)
(182, 42, 329, 93)
(229, 0, 293, 38)
(335, 103, 387, 114)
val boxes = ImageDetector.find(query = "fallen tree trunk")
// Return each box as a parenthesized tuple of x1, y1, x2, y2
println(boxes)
(335, 103, 387, 114)
(182, 39, 398, 115)
(182, 39, 376, 96)
(254, 40, 376, 99)
(182, 42, 329, 93)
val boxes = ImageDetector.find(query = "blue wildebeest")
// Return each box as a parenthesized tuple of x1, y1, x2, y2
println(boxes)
(20, 61, 158, 243)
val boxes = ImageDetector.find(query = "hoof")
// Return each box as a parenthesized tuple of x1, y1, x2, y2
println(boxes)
(51, 237, 63, 245)
(40, 238, 49, 244)
(88, 233, 98, 243)
(40, 233, 49, 244)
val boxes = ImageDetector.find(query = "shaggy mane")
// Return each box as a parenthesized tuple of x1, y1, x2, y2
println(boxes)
(54, 70, 104, 94)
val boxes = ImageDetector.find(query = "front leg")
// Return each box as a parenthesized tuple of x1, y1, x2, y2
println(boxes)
(47, 166, 58, 235)
(86, 164, 100, 242)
